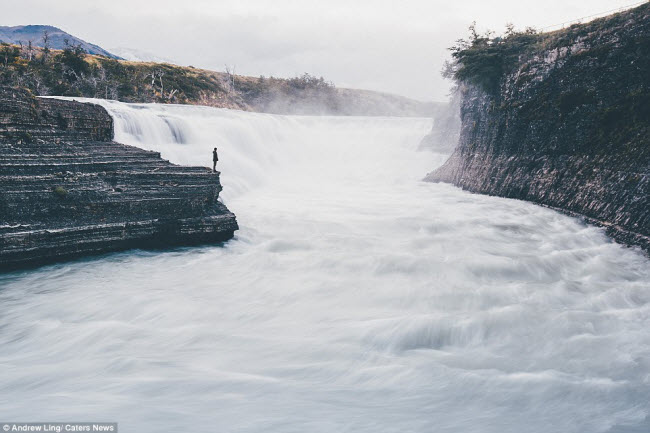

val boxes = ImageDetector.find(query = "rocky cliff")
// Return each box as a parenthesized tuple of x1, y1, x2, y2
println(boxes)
(426, 4, 649, 252)
(0, 87, 238, 269)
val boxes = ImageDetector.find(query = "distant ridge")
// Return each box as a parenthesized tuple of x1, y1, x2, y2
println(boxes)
(108, 47, 174, 64)
(0, 25, 121, 59)
(0, 26, 437, 116)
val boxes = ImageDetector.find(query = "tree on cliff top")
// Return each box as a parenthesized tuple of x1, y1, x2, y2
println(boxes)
(445, 23, 539, 94)
(60, 39, 90, 82)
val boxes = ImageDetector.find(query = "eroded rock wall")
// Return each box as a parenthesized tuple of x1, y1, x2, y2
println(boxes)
(426, 4, 649, 252)
(0, 87, 238, 269)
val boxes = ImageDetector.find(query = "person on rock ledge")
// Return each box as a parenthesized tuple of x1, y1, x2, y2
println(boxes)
(212, 147, 219, 172)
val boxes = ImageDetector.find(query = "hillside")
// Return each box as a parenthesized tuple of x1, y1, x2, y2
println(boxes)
(426, 3, 649, 251)
(0, 36, 435, 116)
(0, 25, 120, 59)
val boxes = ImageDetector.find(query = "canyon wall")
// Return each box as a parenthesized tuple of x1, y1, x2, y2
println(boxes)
(427, 4, 649, 252)
(0, 87, 238, 269)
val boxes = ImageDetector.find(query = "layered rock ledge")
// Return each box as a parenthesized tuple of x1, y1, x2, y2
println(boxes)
(0, 87, 238, 269)
(426, 4, 649, 252)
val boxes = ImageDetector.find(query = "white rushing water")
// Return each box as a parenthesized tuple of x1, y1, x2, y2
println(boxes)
(1, 101, 649, 433)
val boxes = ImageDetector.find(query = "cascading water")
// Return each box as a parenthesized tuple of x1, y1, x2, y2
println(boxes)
(0, 100, 648, 433)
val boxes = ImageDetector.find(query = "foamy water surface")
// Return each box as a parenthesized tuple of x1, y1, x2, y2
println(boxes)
(1, 101, 648, 432)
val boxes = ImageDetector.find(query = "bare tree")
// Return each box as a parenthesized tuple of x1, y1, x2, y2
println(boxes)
(27, 40, 34, 61)
(33, 74, 49, 95)
(41, 31, 51, 62)
(158, 70, 165, 96)
(95, 67, 109, 99)
(18, 40, 36, 61)
(108, 83, 119, 100)
(146, 69, 166, 99)
(224, 64, 236, 94)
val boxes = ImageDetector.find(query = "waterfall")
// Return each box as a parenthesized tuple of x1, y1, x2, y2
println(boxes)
(84, 100, 440, 203)
(1, 100, 648, 433)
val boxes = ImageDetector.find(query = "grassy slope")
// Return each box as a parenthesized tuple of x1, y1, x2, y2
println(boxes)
(0, 45, 436, 116)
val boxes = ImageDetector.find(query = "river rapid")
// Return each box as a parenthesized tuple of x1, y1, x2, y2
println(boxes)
(1, 101, 648, 433)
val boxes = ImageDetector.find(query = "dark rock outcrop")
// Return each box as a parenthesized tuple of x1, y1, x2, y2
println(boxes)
(0, 87, 238, 269)
(426, 4, 649, 252)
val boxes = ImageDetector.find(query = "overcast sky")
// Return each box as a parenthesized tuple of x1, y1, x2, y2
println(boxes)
(2, 0, 643, 101)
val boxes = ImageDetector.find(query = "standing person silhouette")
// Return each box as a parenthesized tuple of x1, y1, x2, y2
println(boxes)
(212, 147, 219, 172)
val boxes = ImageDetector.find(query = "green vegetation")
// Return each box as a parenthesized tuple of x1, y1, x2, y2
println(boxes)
(1, 33, 432, 115)
(241, 73, 333, 99)
(0, 38, 338, 110)
(0, 40, 231, 104)
(52, 186, 68, 198)
(236, 73, 337, 112)
(446, 3, 650, 97)
(444, 1, 649, 160)
(445, 23, 540, 94)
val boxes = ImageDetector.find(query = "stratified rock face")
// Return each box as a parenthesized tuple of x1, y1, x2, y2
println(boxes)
(0, 87, 238, 269)
(426, 4, 649, 252)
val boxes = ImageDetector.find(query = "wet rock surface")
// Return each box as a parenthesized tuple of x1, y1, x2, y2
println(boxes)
(427, 4, 649, 253)
(0, 87, 238, 269)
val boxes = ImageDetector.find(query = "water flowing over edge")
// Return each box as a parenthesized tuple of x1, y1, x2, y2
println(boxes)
(0, 99, 648, 433)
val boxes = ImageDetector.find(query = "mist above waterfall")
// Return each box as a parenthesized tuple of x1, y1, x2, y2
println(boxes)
(0, 101, 648, 432)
